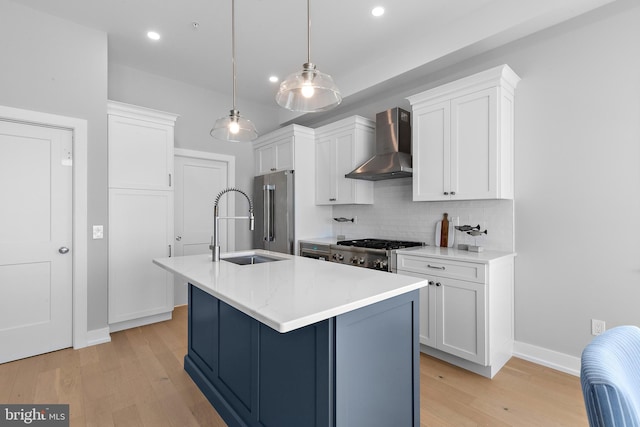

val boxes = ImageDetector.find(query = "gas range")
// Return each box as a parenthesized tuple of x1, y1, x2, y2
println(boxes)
(330, 239, 424, 272)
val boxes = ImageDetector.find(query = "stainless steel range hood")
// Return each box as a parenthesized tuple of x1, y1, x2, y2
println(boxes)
(345, 107, 412, 181)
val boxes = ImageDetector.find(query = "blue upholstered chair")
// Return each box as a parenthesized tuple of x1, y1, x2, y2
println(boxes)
(580, 325, 640, 427)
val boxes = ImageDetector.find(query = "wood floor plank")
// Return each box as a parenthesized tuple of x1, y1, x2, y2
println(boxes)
(0, 305, 588, 426)
(111, 404, 144, 427)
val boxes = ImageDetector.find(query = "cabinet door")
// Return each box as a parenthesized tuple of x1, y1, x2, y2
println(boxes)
(436, 277, 486, 365)
(255, 144, 275, 175)
(108, 115, 174, 190)
(419, 285, 437, 348)
(450, 88, 497, 200)
(275, 137, 294, 171)
(255, 136, 294, 175)
(108, 189, 174, 323)
(334, 131, 357, 203)
(315, 136, 337, 204)
(412, 101, 451, 201)
(396, 268, 437, 348)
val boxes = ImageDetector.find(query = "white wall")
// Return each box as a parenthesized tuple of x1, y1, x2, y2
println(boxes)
(108, 63, 281, 250)
(508, 0, 640, 358)
(0, 0, 109, 331)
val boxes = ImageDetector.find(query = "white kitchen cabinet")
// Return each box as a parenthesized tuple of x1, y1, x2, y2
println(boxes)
(407, 65, 520, 201)
(254, 131, 294, 175)
(396, 249, 514, 378)
(108, 189, 174, 324)
(315, 116, 374, 205)
(108, 101, 176, 190)
(107, 101, 178, 331)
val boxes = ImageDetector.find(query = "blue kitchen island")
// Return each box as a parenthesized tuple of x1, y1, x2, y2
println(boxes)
(153, 250, 428, 427)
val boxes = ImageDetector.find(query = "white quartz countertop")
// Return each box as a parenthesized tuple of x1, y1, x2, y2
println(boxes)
(153, 250, 428, 333)
(395, 246, 516, 263)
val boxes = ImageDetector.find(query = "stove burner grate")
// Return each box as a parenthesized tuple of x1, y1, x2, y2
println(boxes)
(336, 238, 423, 251)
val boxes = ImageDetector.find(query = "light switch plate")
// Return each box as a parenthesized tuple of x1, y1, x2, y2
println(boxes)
(93, 225, 104, 239)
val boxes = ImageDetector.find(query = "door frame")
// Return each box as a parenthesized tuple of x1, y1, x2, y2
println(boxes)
(0, 105, 89, 349)
(174, 148, 236, 252)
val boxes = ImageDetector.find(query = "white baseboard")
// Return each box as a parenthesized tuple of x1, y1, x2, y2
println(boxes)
(513, 340, 581, 377)
(84, 327, 111, 347)
(109, 311, 173, 333)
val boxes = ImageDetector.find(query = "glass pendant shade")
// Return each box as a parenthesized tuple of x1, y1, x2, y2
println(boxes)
(276, 63, 342, 112)
(211, 0, 258, 142)
(211, 109, 258, 142)
(275, 0, 342, 113)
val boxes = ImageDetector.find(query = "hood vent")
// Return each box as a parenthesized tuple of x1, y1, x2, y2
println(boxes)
(345, 107, 412, 181)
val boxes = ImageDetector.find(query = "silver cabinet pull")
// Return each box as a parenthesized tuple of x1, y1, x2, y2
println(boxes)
(175, 236, 182, 241)
(329, 198, 336, 201)
(58, 247, 70, 254)
(168, 244, 172, 257)
(435, 282, 442, 287)
(428, 281, 435, 286)
(443, 192, 449, 195)
(169, 173, 172, 187)
(451, 191, 456, 195)
(427, 264, 445, 270)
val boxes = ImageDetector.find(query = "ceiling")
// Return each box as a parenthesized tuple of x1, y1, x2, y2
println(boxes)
(15, 0, 616, 114)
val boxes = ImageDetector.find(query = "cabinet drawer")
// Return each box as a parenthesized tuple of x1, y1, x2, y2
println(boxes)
(396, 255, 485, 283)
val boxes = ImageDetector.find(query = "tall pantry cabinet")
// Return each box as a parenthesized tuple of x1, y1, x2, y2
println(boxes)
(107, 101, 178, 332)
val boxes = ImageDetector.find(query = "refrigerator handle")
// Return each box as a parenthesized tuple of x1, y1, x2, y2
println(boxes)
(264, 184, 275, 242)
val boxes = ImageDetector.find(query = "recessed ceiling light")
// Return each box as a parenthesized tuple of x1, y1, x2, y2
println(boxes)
(147, 31, 161, 41)
(269, 76, 279, 83)
(371, 7, 385, 17)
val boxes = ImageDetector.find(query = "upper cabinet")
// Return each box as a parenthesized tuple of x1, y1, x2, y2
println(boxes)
(315, 116, 375, 205)
(108, 101, 177, 190)
(254, 127, 302, 175)
(407, 65, 520, 201)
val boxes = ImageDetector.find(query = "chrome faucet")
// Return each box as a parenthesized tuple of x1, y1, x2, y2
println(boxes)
(211, 188, 254, 262)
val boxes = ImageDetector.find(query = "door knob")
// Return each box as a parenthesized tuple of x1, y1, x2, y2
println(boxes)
(58, 247, 70, 254)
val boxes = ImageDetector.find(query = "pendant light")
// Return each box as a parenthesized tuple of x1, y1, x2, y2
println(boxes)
(211, 0, 258, 142)
(275, 0, 342, 112)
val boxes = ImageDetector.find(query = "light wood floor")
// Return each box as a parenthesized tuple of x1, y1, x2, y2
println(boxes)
(0, 305, 588, 426)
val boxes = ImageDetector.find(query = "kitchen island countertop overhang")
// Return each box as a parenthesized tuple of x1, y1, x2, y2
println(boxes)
(153, 249, 429, 333)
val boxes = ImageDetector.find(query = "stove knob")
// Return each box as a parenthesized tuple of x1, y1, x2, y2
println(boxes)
(359, 257, 365, 265)
(373, 259, 381, 269)
(332, 253, 344, 261)
(380, 261, 388, 270)
(350, 256, 359, 264)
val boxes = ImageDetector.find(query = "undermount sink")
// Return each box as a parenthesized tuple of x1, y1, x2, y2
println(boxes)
(221, 253, 284, 265)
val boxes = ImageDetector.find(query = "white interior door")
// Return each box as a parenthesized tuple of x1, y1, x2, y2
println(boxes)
(0, 120, 72, 364)
(174, 154, 231, 304)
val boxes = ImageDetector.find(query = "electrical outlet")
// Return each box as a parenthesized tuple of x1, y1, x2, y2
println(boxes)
(591, 319, 606, 336)
(93, 225, 104, 239)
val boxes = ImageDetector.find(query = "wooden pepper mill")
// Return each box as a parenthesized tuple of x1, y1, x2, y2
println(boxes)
(440, 213, 449, 248)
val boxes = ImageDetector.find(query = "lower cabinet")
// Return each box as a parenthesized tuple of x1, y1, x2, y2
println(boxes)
(108, 188, 174, 328)
(186, 285, 420, 427)
(419, 276, 486, 365)
(397, 251, 514, 378)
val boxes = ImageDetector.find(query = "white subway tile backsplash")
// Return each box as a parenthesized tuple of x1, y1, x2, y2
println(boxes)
(332, 179, 514, 251)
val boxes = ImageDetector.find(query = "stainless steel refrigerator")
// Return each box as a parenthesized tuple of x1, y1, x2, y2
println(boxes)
(253, 170, 295, 254)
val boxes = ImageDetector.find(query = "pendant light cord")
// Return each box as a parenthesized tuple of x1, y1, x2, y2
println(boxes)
(306, 0, 311, 64)
(231, 0, 237, 111)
